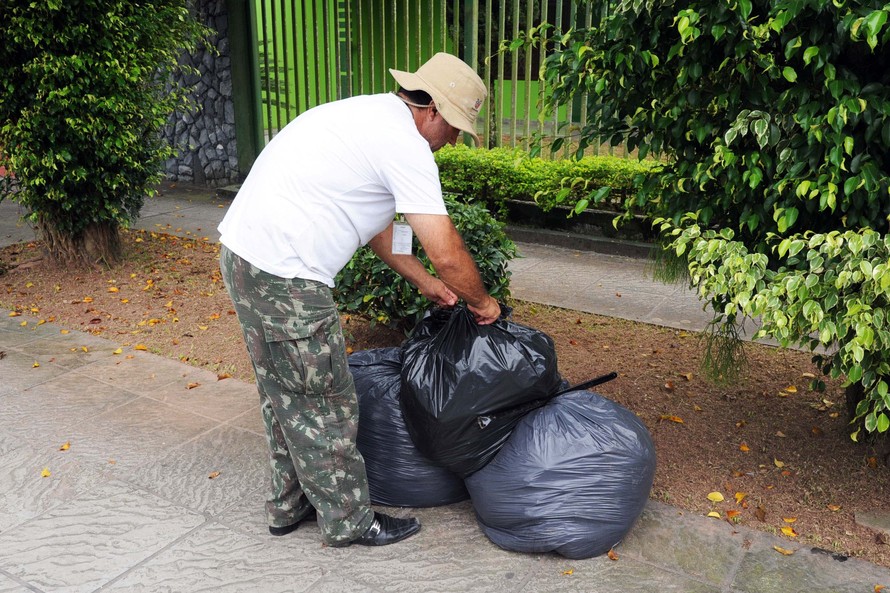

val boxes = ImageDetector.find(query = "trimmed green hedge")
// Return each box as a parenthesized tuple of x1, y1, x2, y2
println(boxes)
(435, 144, 656, 216)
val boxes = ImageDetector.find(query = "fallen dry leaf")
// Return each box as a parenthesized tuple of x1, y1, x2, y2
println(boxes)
(781, 526, 799, 537)
(774, 458, 785, 468)
(783, 517, 797, 523)
(133, 344, 148, 351)
(739, 442, 750, 452)
(735, 492, 747, 504)
(40, 468, 51, 478)
(607, 549, 619, 561)
(186, 382, 201, 390)
(773, 545, 795, 556)
(208, 471, 221, 479)
(827, 504, 842, 512)
(707, 491, 725, 503)
(58, 441, 70, 451)
(217, 373, 232, 381)
(660, 414, 684, 424)
(755, 506, 767, 522)
(562, 568, 574, 575)
(707, 511, 721, 519)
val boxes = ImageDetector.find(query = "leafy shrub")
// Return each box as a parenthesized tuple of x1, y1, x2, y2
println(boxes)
(435, 144, 653, 216)
(662, 218, 890, 440)
(537, 1, 890, 437)
(0, 1, 208, 265)
(334, 195, 517, 331)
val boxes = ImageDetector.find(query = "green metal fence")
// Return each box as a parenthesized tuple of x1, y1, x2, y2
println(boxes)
(248, 0, 619, 158)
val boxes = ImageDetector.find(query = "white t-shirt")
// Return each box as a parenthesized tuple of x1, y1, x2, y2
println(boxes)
(218, 93, 448, 286)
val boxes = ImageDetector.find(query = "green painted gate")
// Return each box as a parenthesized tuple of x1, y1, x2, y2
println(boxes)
(228, 0, 609, 173)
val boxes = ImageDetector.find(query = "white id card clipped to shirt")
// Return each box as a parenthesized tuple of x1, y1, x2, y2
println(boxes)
(391, 220, 413, 255)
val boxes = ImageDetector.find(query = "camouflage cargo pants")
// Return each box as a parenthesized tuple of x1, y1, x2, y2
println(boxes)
(219, 245, 374, 545)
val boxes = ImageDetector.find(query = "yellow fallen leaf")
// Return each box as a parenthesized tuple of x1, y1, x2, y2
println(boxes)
(82, 296, 93, 303)
(735, 492, 747, 504)
(680, 372, 693, 381)
(693, 404, 703, 412)
(774, 458, 785, 468)
(40, 468, 51, 478)
(827, 504, 841, 512)
(60, 329, 69, 334)
(783, 517, 797, 523)
(208, 471, 221, 479)
(562, 568, 574, 575)
(107, 286, 119, 293)
(25, 281, 34, 288)
(607, 549, 619, 561)
(707, 511, 721, 519)
(81, 346, 88, 353)
(120, 298, 129, 304)
(113, 348, 123, 355)
(186, 382, 201, 390)
(20, 321, 27, 327)
(133, 344, 148, 351)
(707, 491, 725, 503)
(784, 385, 797, 393)
(875, 585, 886, 593)
(37, 319, 45, 326)
(59, 441, 70, 451)
(775, 431, 786, 438)
(773, 545, 795, 556)
(739, 442, 750, 452)
(802, 372, 816, 379)
(659, 414, 684, 424)
(781, 526, 798, 537)
(32, 361, 40, 368)
(217, 373, 232, 381)
(198, 325, 209, 331)
(9, 311, 21, 317)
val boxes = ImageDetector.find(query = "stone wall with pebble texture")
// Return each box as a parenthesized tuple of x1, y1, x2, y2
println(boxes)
(163, 0, 240, 187)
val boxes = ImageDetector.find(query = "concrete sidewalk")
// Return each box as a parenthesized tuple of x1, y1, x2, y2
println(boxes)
(1, 188, 889, 592)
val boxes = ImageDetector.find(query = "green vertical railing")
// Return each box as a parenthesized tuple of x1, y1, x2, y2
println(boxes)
(240, 0, 622, 165)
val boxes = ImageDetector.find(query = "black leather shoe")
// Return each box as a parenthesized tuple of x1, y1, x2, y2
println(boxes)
(268, 508, 317, 536)
(330, 512, 421, 547)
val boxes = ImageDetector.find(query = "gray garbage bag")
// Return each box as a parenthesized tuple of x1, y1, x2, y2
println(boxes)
(464, 389, 656, 559)
(349, 348, 468, 507)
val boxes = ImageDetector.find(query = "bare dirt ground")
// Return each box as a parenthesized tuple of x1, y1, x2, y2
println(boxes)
(2, 228, 889, 568)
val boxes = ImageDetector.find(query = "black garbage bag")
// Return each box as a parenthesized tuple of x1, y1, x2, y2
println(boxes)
(399, 305, 562, 478)
(349, 348, 468, 507)
(464, 389, 656, 559)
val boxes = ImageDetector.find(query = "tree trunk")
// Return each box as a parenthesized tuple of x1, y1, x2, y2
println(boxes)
(36, 218, 122, 267)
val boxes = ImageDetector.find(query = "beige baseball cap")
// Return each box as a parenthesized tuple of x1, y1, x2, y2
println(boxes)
(390, 53, 487, 145)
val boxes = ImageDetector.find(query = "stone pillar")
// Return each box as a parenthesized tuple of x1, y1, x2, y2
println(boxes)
(163, 0, 240, 187)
